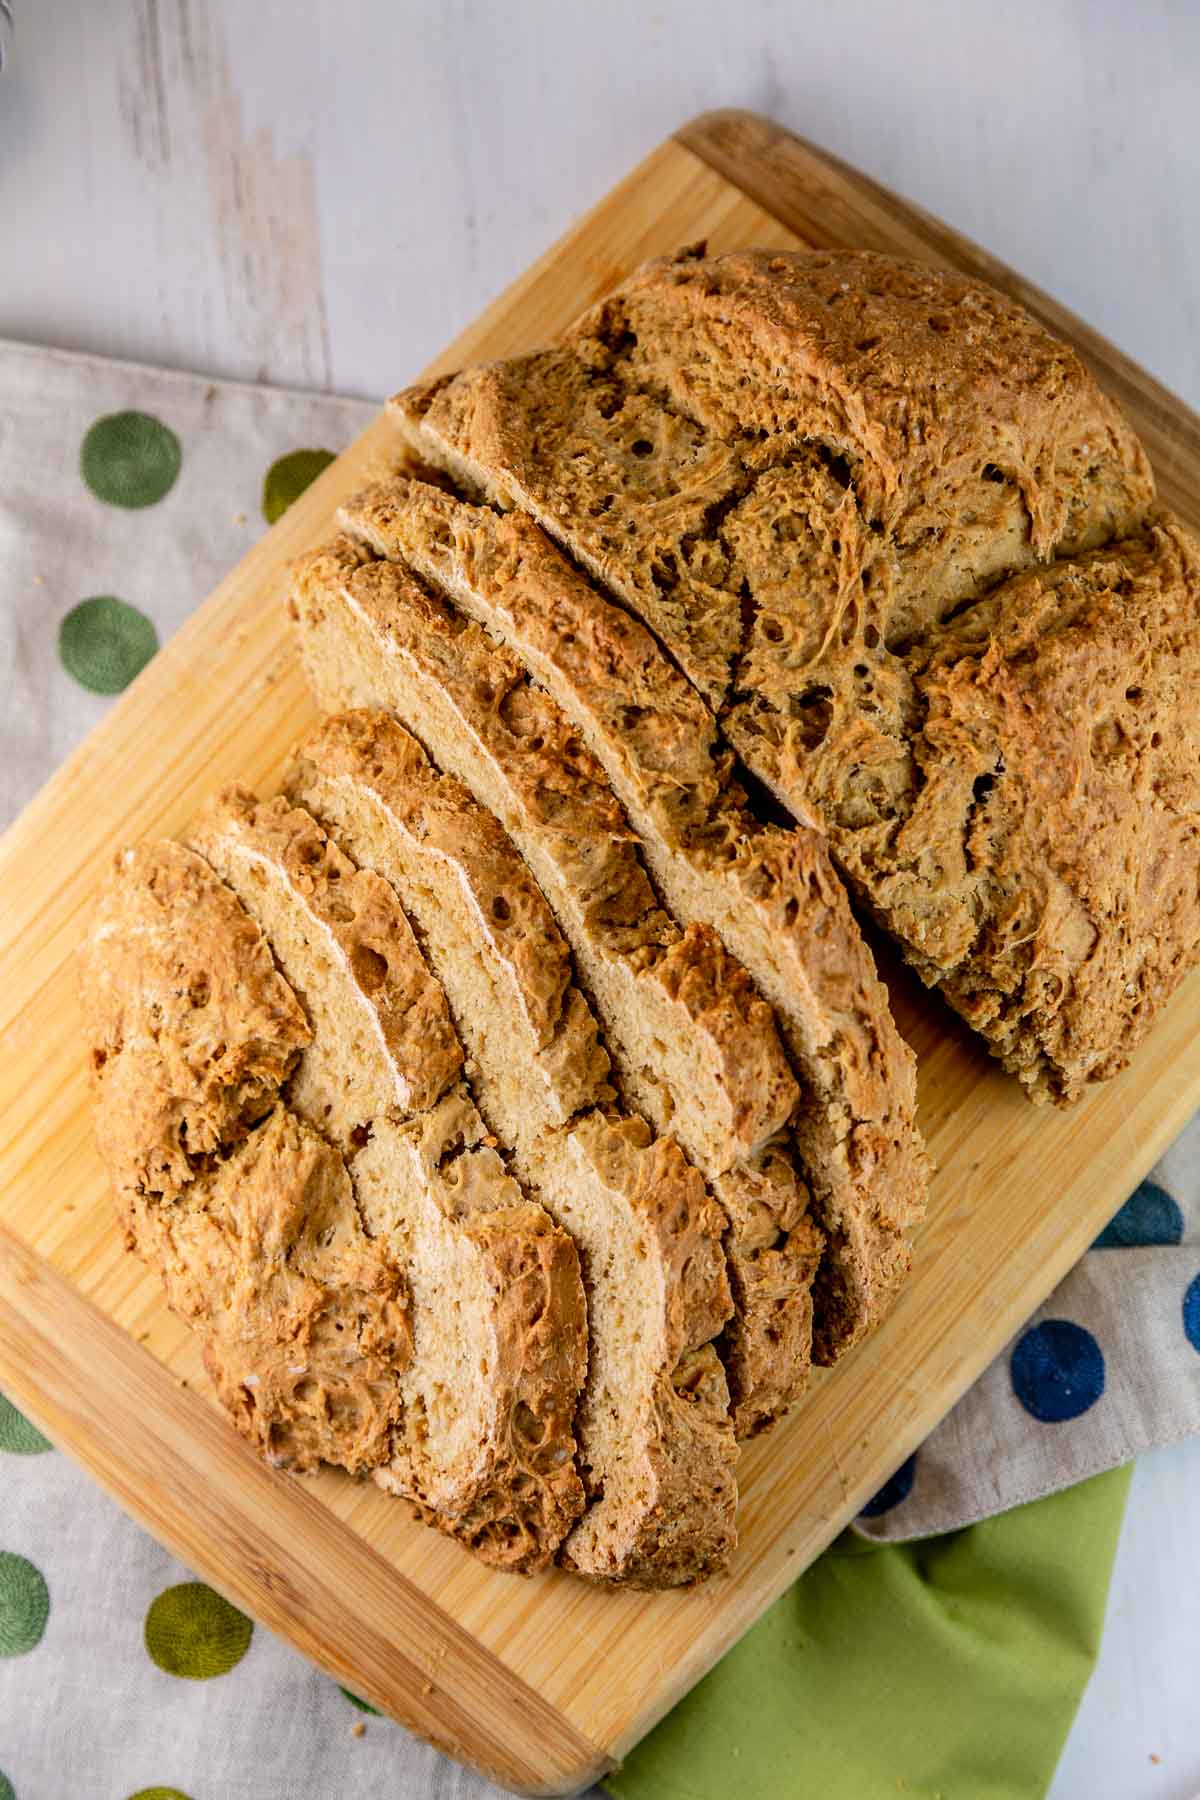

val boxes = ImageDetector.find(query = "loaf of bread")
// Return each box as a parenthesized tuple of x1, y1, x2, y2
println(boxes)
(86, 245, 1191, 1592)
(392, 245, 1200, 1103)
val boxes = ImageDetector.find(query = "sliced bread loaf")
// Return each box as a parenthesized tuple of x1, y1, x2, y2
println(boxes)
(333, 478, 924, 1362)
(287, 709, 741, 1576)
(290, 545, 819, 1430)
(78, 840, 410, 1476)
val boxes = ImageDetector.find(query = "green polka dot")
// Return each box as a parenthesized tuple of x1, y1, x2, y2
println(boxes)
(126, 1789, 193, 1800)
(0, 1772, 14, 1800)
(339, 1684, 380, 1715)
(144, 1581, 252, 1679)
(0, 1394, 51, 1455)
(262, 448, 336, 524)
(0, 1553, 49, 1656)
(59, 596, 158, 695)
(81, 411, 181, 508)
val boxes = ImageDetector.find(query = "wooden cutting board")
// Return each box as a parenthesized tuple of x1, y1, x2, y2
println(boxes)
(2, 110, 1199, 1798)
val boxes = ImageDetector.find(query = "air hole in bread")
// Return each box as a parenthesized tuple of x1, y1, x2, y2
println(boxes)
(351, 944, 389, 993)
(790, 686, 834, 750)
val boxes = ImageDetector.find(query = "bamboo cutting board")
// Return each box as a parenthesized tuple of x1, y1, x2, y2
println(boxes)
(2, 111, 1199, 1798)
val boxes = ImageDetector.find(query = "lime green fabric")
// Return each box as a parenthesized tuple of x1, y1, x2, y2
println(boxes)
(609, 1464, 1132, 1800)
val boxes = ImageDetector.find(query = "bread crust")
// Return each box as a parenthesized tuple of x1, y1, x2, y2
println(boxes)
(78, 841, 409, 1476)
(394, 247, 1153, 709)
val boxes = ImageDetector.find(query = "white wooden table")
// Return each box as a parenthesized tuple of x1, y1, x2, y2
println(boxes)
(4, 3, 1198, 1795)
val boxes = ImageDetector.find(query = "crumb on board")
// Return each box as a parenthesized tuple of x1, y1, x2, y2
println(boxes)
(351, 1719, 365, 1739)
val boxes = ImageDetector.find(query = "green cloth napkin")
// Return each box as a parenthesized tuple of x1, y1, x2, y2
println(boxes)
(609, 1465, 1131, 1800)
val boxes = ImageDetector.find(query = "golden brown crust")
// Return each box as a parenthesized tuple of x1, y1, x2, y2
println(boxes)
(775, 518, 1200, 1103)
(129, 1108, 411, 1474)
(395, 247, 1152, 711)
(337, 475, 924, 1361)
(78, 839, 312, 1207)
(78, 842, 410, 1477)
(712, 1145, 822, 1438)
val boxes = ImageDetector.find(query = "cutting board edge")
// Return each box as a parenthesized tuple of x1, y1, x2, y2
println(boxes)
(0, 1223, 614, 1799)
(1, 109, 1198, 1794)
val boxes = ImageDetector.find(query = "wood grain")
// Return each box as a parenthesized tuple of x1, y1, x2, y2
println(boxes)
(1, 115, 1198, 1796)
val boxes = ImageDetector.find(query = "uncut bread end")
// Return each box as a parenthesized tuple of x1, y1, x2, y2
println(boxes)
(78, 841, 410, 1477)
(392, 249, 1154, 716)
(740, 518, 1200, 1107)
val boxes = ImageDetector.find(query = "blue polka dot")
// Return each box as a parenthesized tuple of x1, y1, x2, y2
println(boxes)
(1011, 1320, 1105, 1422)
(859, 1453, 917, 1518)
(1184, 1272, 1200, 1355)
(1093, 1179, 1183, 1249)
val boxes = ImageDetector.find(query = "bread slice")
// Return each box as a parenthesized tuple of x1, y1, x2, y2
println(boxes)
(288, 709, 741, 1576)
(78, 840, 410, 1476)
(290, 543, 819, 1430)
(354, 1089, 587, 1568)
(333, 478, 925, 1364)
(393, 247, 1153, 712)
(182, 793, 588, 1569)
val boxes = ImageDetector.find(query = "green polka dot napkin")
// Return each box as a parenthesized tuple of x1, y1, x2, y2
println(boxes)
(0, 340, 376, 834)
(0, 333, 1179, 1799)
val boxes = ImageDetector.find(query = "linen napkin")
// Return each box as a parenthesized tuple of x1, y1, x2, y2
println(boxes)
(0, 334, 1189, 1800)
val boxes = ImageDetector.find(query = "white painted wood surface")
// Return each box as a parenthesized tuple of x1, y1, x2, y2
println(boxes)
(2, 3, 1198, 1795)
